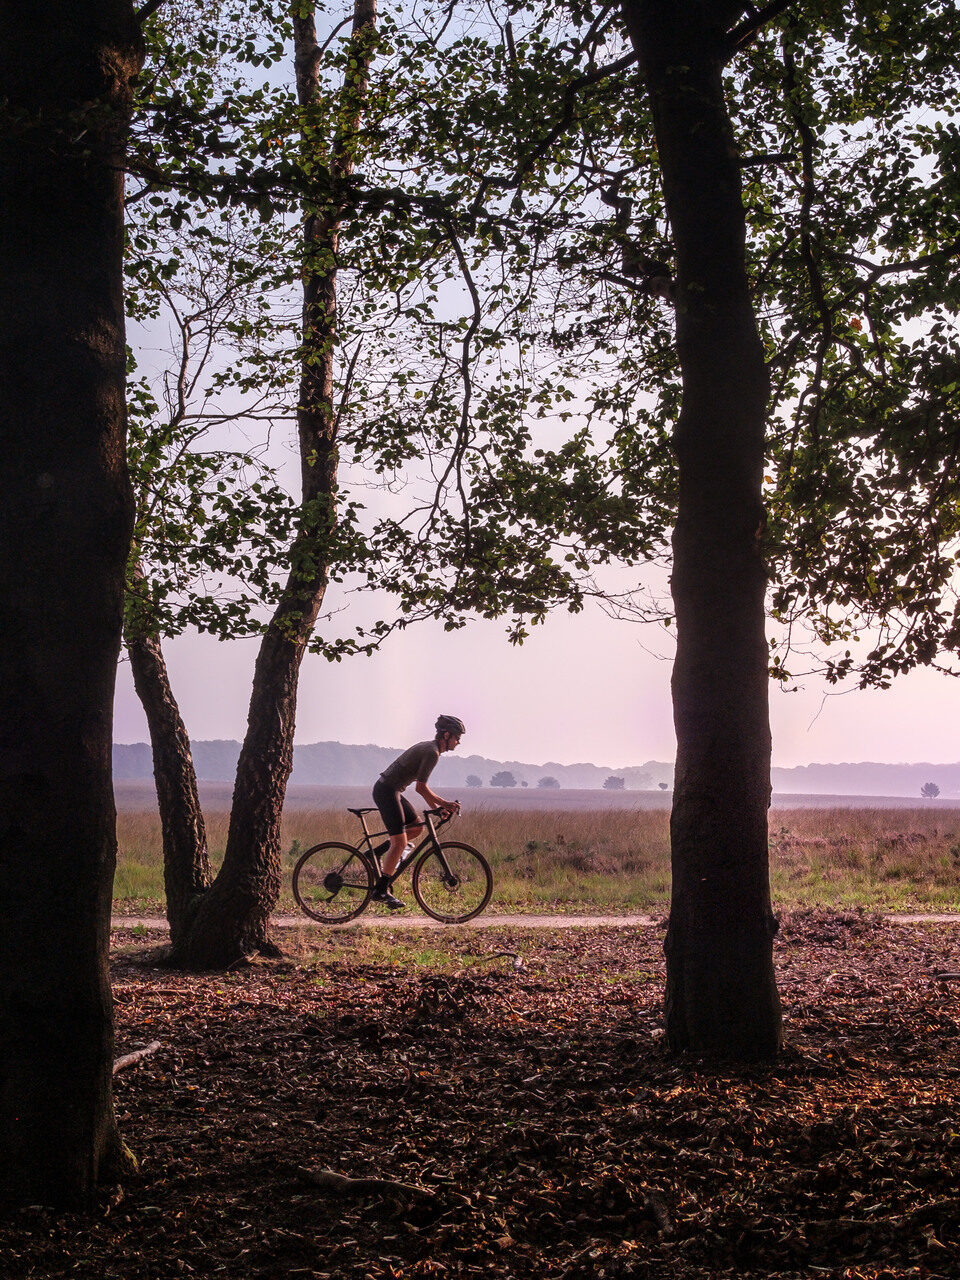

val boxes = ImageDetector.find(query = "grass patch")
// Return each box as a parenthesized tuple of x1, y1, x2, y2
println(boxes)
(280, 924, 506, 973)
(113, 802, 960, 915)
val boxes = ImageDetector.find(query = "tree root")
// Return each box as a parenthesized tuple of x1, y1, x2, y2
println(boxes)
(99, 1134, 139, 1183)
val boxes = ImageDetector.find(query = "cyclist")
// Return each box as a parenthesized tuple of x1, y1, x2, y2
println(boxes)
(371, 715, 464, 909)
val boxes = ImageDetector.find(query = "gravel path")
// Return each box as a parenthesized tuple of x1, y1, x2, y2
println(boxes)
(111, 910, 960, 931)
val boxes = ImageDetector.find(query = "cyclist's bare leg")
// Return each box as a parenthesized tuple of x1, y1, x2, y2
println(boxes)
(382, 823, 424, 877)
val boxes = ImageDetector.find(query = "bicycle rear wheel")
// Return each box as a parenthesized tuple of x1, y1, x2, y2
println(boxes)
(412, 841, 493, 923)
(293, 842, 374, 924)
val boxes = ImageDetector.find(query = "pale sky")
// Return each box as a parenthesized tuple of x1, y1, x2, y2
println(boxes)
(113, 588, 960, 768)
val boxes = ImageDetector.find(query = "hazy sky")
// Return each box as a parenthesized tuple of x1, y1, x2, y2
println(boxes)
(113, 587, 960, 768)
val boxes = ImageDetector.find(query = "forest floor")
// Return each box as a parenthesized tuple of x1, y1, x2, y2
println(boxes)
(2, 911, 959, 1279)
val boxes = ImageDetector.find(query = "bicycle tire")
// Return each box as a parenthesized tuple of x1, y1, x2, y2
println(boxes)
(412, 841, 493, 923)
(292, 842, 375, 924)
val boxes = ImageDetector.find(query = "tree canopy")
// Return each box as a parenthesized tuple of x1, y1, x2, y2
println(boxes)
(126, 0, 960, 691)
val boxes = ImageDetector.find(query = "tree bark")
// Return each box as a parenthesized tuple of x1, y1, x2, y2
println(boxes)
(621, 1, 782, 1057)
(171, 0, 377, 969)
(125, 569, 211, 948)
(0, 1, 143, 1209)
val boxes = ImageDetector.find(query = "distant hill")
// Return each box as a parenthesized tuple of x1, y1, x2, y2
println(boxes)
(770, 761, 960, 798)
(112, 739, 666, 790)
(112, 740, 960, 797)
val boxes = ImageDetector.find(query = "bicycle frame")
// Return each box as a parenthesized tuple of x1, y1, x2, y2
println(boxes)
(352, 806, 455, 880)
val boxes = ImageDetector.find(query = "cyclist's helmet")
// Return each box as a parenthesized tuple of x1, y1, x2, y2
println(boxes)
(435, 714, 465, 738)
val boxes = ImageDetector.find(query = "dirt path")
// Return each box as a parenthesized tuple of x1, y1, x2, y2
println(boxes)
(111, 910, 960, 931)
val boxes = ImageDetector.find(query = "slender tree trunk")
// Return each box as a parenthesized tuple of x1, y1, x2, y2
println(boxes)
(172, 0, 377, 969)
(621, 1, 782, 1057)
(125, 569, 211, 948)
(0, 2, 143, 1209)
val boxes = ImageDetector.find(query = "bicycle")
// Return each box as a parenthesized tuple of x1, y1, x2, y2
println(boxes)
(292, 806, 493, 925)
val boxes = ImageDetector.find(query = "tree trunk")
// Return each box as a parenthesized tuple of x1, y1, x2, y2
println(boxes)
(621, 1, 782, 1058)
(125, 570, 211, 948)
(171, 0, 377, 969)
(0, 2, 143, 1209)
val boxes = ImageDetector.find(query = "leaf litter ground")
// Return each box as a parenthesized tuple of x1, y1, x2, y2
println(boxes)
(2, 911, 959, 1279)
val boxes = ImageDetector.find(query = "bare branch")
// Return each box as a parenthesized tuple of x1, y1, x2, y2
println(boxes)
(318, 15, 356, 57)
(113, 1040, 162, 1075)
(423, 218, 481, 536)
(332, 337, 365, 435)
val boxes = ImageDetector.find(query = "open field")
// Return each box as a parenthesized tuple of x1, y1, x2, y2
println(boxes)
(115, 781, 960, 812)
(2, 914, 957, 1279)
(114, 794, 960, 915)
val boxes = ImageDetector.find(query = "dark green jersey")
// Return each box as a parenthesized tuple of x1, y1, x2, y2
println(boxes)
(379, 740, 440, 791)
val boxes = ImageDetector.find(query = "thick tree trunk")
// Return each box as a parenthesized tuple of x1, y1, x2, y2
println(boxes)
(0, 2, 142, 1209)
(125, 575, 211, 948)
(175, 627, 311, 967)
(172, 0, 377, 969)
(622, 1, 781, 1057)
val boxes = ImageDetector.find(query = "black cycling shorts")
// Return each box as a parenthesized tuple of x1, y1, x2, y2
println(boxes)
(373, 778, 420, 837)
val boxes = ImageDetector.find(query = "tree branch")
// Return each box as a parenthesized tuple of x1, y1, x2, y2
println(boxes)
(827, 235, 960, 278)
(781, 36, 832, 347)
(740, 150, 792, 167)
(725, 0, 794, 56)
(317, 15, 355, 57)
(469, 50, 640, 220)
(423, 218, 480, 536)
(137, 0, 166, 24)
(297, 1165, 436, 1198)
(113, 1040, 162, 1075)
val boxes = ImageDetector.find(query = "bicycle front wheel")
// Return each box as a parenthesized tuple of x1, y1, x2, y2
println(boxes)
(412, 841, 493, 923)
(293, 842, 374, 924)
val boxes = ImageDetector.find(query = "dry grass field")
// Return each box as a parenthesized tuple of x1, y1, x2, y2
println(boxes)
(113, 800, 960, 914)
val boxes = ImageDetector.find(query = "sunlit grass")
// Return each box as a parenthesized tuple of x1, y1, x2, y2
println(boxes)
(113, 802, 960, 915)
(278, 925, 496, 972)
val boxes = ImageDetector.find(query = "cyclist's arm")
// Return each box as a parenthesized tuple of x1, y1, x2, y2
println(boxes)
(415, 780, 459, 813)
